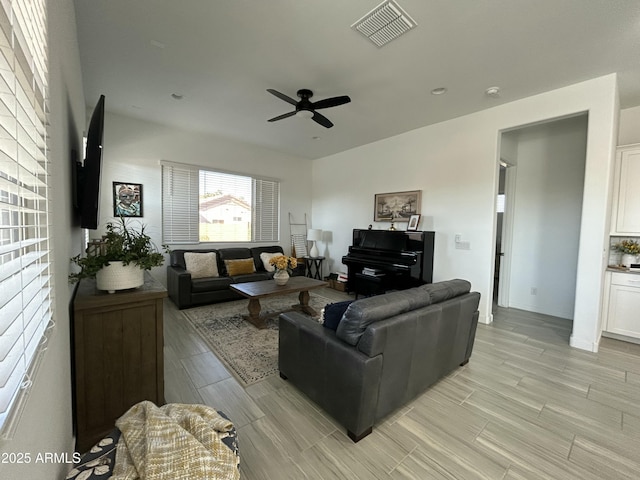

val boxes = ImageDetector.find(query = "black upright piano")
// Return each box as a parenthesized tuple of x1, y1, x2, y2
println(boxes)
(342, 229, 435, 297)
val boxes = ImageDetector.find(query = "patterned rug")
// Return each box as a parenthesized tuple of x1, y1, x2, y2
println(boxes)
(182, 292, 331, 387)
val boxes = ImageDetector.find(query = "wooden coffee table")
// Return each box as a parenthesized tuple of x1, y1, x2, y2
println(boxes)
(230, 276, 328, 329)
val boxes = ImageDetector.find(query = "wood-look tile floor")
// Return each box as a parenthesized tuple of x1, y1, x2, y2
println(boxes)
(163, 290, 640, 479)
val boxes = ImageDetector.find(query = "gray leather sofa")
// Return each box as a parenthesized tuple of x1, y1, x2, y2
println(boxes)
(278, 279, 480, 442)
(167, 246, 304, 309)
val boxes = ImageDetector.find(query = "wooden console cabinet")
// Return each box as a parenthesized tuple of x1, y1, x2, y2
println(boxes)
(71, 274, 167, 452)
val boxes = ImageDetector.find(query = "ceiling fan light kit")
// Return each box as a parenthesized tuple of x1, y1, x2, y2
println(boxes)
(267, 88, 351, 128)
(296, 110, 314, 119)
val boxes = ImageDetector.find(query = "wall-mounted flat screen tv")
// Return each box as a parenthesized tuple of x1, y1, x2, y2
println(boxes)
(76, 94, 105, 230)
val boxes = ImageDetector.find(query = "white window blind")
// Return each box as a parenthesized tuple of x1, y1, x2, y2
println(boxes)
(0, 0, 51, 436)
(253, 178, 279, 242)
(161, 163, 199, 243)
(161, 162, 280, 243)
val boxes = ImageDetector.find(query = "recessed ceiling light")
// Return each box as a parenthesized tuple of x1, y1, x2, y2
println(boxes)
(485, 86, 500, 97)
(431, 87, 447, 95)
(171, 93, 184, 100)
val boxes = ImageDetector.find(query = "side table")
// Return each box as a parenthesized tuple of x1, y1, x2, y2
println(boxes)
(304, 256, 325, 280)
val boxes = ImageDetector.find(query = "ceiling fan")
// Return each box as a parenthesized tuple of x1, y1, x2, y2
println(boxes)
(267, 88, 351, 128)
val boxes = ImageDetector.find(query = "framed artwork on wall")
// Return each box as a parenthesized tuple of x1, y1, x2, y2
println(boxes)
(113, 182, 143, 217)
(374, 190, 421, 222)
(407, 214, 421, 231)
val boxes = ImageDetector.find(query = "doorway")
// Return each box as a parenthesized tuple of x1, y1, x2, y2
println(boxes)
(494, 162, 514, 306)
(493, 114, 588, 320)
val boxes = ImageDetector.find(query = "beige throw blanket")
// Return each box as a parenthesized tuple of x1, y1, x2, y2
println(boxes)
(111, 401, 240, 480)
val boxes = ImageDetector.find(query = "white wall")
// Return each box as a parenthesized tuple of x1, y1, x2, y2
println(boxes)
(619, 105, 640, 145)
(505, 116, 587, 319)
(95, 112, 313, 285)
(313, 74, 619, 352)
(0, 2, 87, 479)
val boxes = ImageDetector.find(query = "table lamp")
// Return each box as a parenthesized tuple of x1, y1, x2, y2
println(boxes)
(307, 229, 322, 258)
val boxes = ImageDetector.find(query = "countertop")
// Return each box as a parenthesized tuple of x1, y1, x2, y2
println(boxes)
(607, 266, 640, 275)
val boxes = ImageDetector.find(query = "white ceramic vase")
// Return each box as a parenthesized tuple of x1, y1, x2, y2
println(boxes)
(621, 253, 638, 268)
(273, 269, 290, 286)
(95, 261, 144, 293)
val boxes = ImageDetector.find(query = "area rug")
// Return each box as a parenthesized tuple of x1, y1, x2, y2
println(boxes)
(182, 292, 332, 387)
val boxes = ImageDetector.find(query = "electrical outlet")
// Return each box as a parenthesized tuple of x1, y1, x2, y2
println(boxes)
(455, 234, 462, 243)
(531, 287, 537, 295)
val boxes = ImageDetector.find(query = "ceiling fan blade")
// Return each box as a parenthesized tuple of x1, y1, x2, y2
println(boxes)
(267, 89, 298, 106)
(312, 111, 334, 128)
(312, 95, 351, 110)
(268, 111, 297, 122)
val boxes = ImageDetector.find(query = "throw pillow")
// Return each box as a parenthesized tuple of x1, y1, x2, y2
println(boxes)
(259, 252, 281, 272)
(184, 252, 219, 279)
(224, 258, 256, 276)
(322, 300, 353, 331)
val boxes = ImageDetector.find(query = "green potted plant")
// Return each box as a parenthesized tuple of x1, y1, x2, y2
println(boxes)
(69, 218, 165, 293)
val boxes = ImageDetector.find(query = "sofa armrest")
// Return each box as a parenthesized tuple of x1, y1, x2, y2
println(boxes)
(167, 265, 193, 309)
(278, 311, 383, 439)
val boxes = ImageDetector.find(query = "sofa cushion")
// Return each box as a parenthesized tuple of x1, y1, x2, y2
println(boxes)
(250, 246, 284, 272)
(170, 249, 218, 270)
(336, 288, 432, 346)
(184, 251, 219, 279)
(259, 252, 281, 272)
(230, 273, 270, 283)
(420, 279, 471, 304)
(191, 276, 233, 293)
(321, 300, 354, 331)
(224, 258, 256, 276)
(217, 248, 252, 276)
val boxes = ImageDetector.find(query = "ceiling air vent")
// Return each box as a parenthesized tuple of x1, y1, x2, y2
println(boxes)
(351, 0, 417, 47)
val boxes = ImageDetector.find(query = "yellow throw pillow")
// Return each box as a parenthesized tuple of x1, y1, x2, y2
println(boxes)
(224, 258, 256, 276)
(184, 252, 219, 279)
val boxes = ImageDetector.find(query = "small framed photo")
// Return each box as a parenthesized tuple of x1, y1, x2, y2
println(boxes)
(407, 214, 421, 231)
(113, 182, 143, 217)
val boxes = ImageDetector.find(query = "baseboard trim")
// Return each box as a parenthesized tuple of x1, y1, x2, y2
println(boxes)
(570, 334, 599, 352)
(479, 312, 493, 325)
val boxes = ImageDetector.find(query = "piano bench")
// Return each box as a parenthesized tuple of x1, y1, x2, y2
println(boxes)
(354, 273, 386, 299)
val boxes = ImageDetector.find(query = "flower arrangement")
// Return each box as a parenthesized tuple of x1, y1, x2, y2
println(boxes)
(69, 218, 166, 283)
(612, 239, 640, 256)
(269, 255, 297, 273)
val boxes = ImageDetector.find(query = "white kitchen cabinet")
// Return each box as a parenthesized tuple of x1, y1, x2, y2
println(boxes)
(611, 144, 640, 235)
(603, 271, 640, 341)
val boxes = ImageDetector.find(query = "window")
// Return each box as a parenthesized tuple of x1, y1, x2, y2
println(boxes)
(162, 162, 279, 243)
(0, 0, 51, 436)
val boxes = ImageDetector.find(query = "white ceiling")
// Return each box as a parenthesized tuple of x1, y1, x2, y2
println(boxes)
(73, 0, 640, 160)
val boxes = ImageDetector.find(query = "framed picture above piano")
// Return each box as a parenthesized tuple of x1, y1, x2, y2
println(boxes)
(374, 190, 421, 222)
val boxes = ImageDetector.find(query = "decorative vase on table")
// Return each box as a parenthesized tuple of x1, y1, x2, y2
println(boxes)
(273, 269, 290, 286)
(95, 261, 144, 294)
